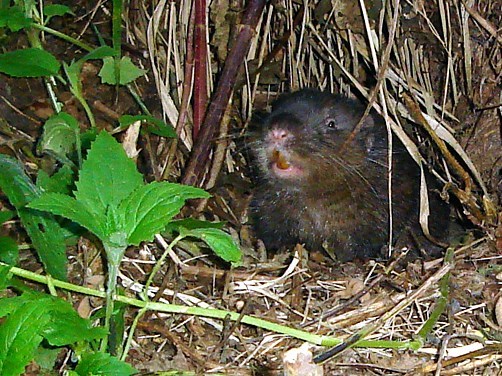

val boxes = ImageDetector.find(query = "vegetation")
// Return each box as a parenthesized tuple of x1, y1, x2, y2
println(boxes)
(0, 0, 500, 374)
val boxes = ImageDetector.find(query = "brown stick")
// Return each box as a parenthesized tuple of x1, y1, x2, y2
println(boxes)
(402, 93, 493, 224)
(181, 0, 266, 187)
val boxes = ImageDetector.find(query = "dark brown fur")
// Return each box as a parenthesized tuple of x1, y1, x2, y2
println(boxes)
(249, 89, 444, 261)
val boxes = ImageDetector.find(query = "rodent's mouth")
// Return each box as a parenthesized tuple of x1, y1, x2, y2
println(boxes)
(269, 149, 304, 178)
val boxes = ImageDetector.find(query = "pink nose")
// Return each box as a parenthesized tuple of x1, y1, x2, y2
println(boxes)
(270, 128, 289, 140)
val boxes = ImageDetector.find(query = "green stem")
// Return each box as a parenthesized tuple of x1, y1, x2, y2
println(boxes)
(416, 247, 453, 341)
(122, 234, 183, 358)
(112, 0, 123, 56)
(75, 90, 97, 128)
(31, 24, 94, 52)
(142, 234, 184, 300)
(2, 262, 416, 349)
(99, 244, 126, 352)
(126, 84, 151, 116)
(112, 0, 123, 89)
(121, 307, 147, 361)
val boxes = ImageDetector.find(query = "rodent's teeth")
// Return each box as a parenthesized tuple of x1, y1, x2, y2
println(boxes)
(272, 149, 291, 170)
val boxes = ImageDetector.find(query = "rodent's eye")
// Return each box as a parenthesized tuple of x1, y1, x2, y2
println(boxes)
(326, 119, 337, 128)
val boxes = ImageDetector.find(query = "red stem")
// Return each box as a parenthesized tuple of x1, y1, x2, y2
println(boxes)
(193, 0, 208, 140)
(182, 0, 266, 187)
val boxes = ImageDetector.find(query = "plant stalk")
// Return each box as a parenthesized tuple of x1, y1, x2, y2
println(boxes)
(99, 243, 126, 352)
(2, 262, 430, 350)
(181, 0, 266, 187)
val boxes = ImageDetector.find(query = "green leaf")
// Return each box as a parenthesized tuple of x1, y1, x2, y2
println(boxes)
(43, 4, 74, 18)
(75, 352, 136, 376)
(81, 46, 116, 61)
(34, 347, 61, 372)
(80, 128, 98, 150)
(0, 296, 52, 376)
(183, 228, 241, 264)
(17, 208, 68, 280)
(0, 265, 12, 292)
(99, 56, 146, 85)
(165, 218, 225, 233)
(36, 165, 75, 195)
(0, 154, 38, 207)
(0, 6, 32, 32)
(0, 155, 68, 280)
(28, 193, 107, 240)
(0, 236, 18, 265)
(0, 295, 26, 318)
(64, 61, 84, 96)
(118, 182, 209, 245)
(0, 210, 14, 224)
(74, 131, 144, 218)
(38, 112, 80, 163)
(0, 293, 106, 375)
(0, 48, 60, 77)
(43, 305, 107, 347)
(119, 114, 176, 138)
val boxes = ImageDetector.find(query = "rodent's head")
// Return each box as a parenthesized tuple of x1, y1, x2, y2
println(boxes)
(252, 89, 383, 187)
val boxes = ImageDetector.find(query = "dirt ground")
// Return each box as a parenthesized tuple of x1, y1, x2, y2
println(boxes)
(0, 0, 501, 374)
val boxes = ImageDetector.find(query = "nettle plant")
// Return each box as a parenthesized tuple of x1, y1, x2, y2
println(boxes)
(28, 131, 242, 342)
(0, 1, 242, 372)
(0, 131, 241, 374)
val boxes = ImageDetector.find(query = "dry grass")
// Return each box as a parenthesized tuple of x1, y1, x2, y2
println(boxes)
(90, 0, 502, 373)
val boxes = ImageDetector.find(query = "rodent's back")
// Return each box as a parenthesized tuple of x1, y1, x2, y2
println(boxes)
(250, 89, 420, 261)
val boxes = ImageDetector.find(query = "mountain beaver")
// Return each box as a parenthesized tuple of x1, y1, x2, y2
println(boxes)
(249, 89, 447, 261)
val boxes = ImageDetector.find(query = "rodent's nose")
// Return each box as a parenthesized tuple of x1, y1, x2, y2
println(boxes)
(270, 128, 290, 140)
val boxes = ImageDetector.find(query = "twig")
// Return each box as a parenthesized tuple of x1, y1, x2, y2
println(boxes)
(181, 0, 266, 187)
(314, 261, 453, 363)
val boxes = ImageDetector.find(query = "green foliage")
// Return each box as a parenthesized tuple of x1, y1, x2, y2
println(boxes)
(0, 265, 11, 290)
(75, 352, 136, 376)
(82, 45, 116, 60)
(166, 218, 225, 231)
(108, 300, 127, 356)
(43, 4, 74, 23)
(0, 210, 14, 224)
(181, 227, 241, 264)
(74, 131, 144, 220)
(0, 48, 60, 77)
(0, 6, 31, 32)
(0, 155, 68, 280)
(29, 132, 214, 251)
(38, 112, 81, 165)
(0, 1, 244, 373)
(36, 165, 75, 195)
(0, 210, 17, 266)
(0, 236, 18, 265)
(27, 132, 240, 356)
(166, 221, 241, 264)
(34, 347, 61, 373)
(63, 61, 97, 128)
(119, 182, 210, 246)
(99, 56, 146, 85)
(119, 114, 176, 138)
(0, 292, 106, 376)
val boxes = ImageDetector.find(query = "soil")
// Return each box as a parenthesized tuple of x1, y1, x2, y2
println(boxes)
(0, 0, 500, 375)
